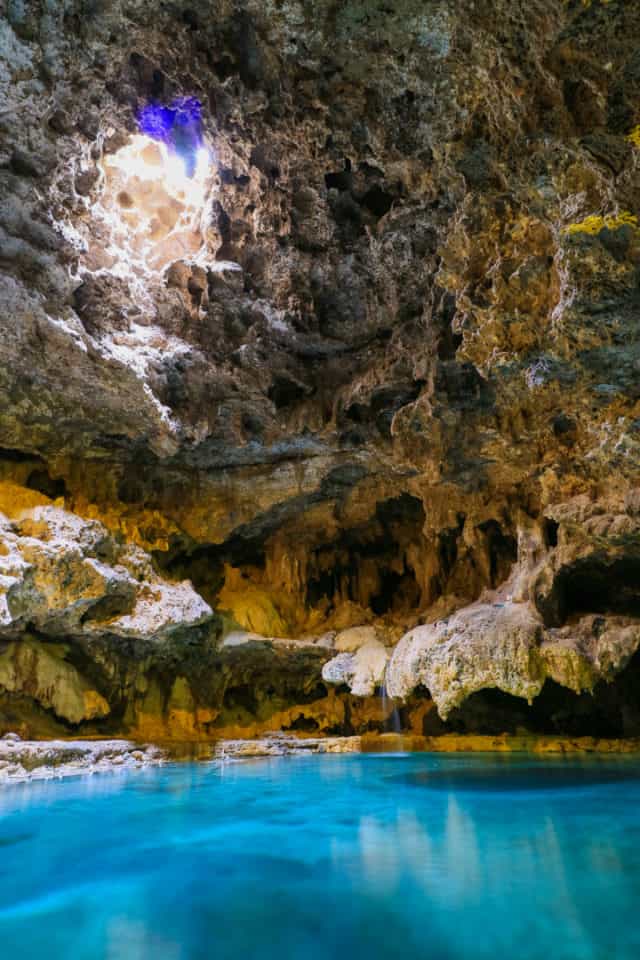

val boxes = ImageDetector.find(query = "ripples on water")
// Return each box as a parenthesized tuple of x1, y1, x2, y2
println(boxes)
(1, 753, 640, 960)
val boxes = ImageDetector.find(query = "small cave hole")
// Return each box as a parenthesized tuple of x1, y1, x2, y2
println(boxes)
(307, 569, 340, 609)
(543, 518, 559, 548)
(324, 159, 352, 191)
(241, 412, 265, 440)
(0, 448, 43, 463)
(268, 375, 309, 409)
(437, 524, 461, 581)
(285, 715, 320, 732)
(478, 519, 517, 586)
(305, 494, 426, 618)
(370, 567, 420, 616)
(223, 684, 258, 713)
(564, 558, 640, 618)
(540, 556, 640, 627)
(360, 184, 394, 218)
(26, 469, 66, 500)
(80, 593, 134, 624)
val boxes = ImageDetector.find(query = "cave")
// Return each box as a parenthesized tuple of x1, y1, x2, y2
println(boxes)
(162, 492, 430, 629)
(25, 469, 67, 500)
(428, 648, 640, 739)
(539, 555, 640, 627)
(304, 494, 427, 618)
(478, 519, 517, 586)
(0, 2, 636, 748)
(370, 566, 421, 616)
(3, 2, 640, 953)
(360, 184, 395, 218)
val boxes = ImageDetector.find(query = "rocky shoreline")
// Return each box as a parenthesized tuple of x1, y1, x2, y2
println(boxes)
(0, 735, 167, 784)
(0, 732, 365, 784)
(3, 731, 640, 785)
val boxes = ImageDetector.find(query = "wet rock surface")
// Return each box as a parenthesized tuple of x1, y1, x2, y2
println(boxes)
(0, 734, 166, 783)
(4, 731, 639, 784)
(214, 734, 362, 759)
(1, 1, 640, 743)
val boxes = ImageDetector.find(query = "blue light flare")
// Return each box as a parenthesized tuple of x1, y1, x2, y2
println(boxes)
(137, 97, 204, 176)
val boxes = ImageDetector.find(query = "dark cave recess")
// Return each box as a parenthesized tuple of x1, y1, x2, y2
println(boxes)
(537, 555, 640, 628)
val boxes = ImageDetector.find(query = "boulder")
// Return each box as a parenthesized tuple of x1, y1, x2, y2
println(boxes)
(322, 639, 390, 697)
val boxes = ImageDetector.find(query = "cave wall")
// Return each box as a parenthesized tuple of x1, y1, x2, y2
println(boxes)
(1, 0, 640, 738)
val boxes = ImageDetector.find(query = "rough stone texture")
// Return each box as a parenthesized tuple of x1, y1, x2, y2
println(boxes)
(0, 735, 166, 783)
(1, 0, 640, 740)
(0, 640, 110, 724)
(387, 601, 545, 717)
(325, 519, 640, 720)
(0, 505, 212, 644)
(322, 639, 390, 698)
(360, 732, 640, 755)
(386, 600, 640, 718)
(334, 625, 380, 653)
(215, 734, 362, 759)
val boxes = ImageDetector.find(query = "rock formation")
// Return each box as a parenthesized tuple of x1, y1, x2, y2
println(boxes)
(2, 0, 640, 741)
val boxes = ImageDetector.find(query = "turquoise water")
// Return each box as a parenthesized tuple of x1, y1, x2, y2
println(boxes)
(1, 754, 640, 959)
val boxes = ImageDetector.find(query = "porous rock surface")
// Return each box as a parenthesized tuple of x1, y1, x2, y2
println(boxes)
(0, 734, 166, 783)
(214, 734, 362, 759)
(322, 638, 390, 698)
(0, 506, 212, 644)
(1, 1, 640, 741)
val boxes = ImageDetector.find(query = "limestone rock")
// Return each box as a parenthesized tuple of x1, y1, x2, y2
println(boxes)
(0, 506, 213, 644)
(383, 600, 640, 720)
(334, 625, 379, 653)
(0, 738, 166, 783)
(3, 1, 640, 740)
(386, 601, 545, 718)
(322, 639, 390, 698)
(541, 616, 640, 693)
(0, 640, 109, 724)
(214, 736, 361, 759)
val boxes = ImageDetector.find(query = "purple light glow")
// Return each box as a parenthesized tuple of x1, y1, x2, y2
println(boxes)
(137, 97, 204, 176)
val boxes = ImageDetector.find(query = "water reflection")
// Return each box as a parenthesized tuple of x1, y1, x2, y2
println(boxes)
(3, 756, 640, 960)
(388, 760, 640, 792)
(332, 796, 481, 901)
(107, 918, 181, 960)
(330, 761, 640, 956)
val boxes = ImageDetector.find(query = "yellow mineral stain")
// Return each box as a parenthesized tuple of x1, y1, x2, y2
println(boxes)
(0, 481, 51, 518)
(564, 211, 638, 236)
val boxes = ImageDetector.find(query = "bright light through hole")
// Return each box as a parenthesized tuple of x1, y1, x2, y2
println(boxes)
(92, 133, 213, 276)
(108, 136, 211, 204)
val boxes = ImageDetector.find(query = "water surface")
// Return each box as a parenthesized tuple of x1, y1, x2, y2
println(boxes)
(1, 753, 639, 959)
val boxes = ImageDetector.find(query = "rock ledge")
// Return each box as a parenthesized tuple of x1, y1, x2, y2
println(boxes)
(0, 736, 166, 783)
